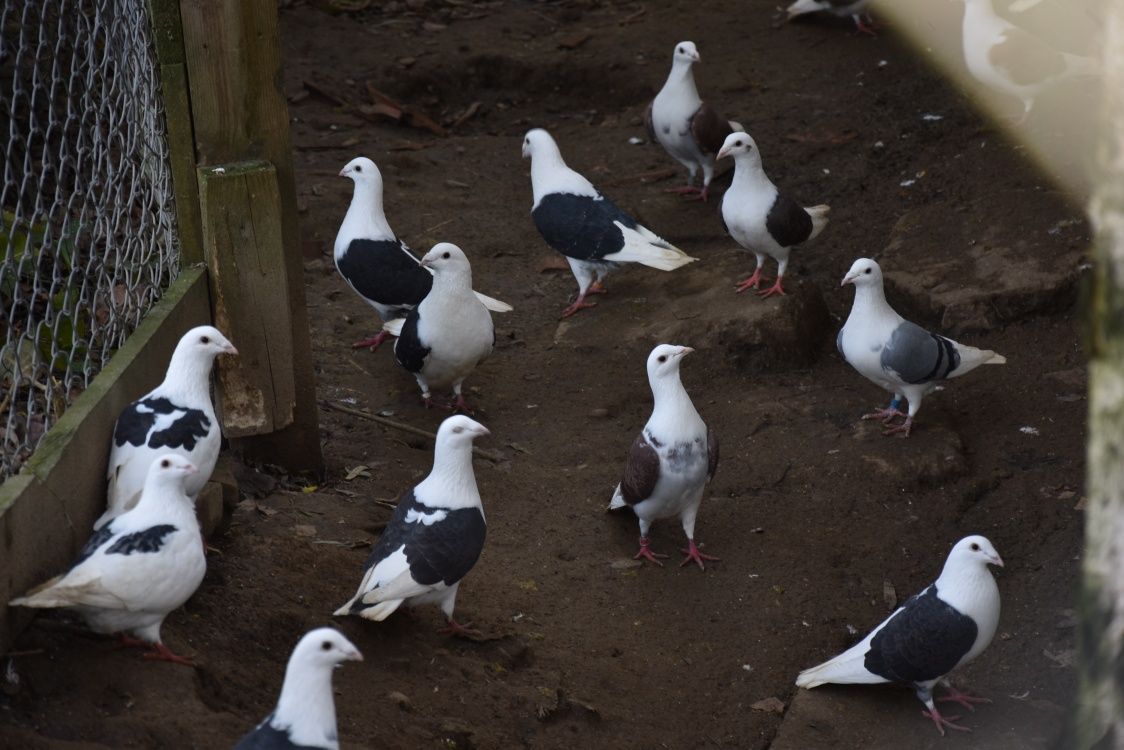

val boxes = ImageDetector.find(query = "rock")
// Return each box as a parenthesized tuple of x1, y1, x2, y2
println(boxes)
(387, 691, 412, 711)
(196, 482, 225, 539)
(752, 696, 786, 714)
(855, 418, 968, 488)
(880, 196, 1087, 336)
(293, 524, 317, 538)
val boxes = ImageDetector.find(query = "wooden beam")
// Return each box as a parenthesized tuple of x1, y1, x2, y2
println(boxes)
(197, 161, 295, 437)
(178, 0, 322, 471)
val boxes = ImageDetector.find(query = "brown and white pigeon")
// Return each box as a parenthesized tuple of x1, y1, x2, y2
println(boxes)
(786, 0, 876, 35)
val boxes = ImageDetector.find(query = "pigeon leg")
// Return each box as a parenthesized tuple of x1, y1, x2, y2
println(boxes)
(757, 276, 786, 298)
(586, 280, 608, 295)
(141, 642, 195, 667)
(352, 330, 394, 352)
(438, 617, 482, 639)
(634, 536, 669, 566)
(852, 14, 879, 37)
(560, 294, 598, 319)
(115, 634, 150, 651)
(882, 416, 914, 438)
(679, 539, 720, 570)
(734, 268, 766, 293)
(921, 705, 971, 736)
(422, 393, 454, 411)
(666, 184, 705, 197)
(451, 384, 475, 415)
(861, 407, 908, 425)
(938, 686, 991, 712)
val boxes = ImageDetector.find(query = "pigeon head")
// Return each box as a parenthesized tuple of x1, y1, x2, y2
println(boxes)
(840, 257, 883, 288)
(950, 535, 1004, 569)
(182, 325, 238, 358)
(420, 242, 473, 282)
(338, 156, 381, 185)
(716, 132, 761, 166)
(145, 454, 199, 488)
(646, 343, 694, 380)
(673, 41, 700, 65)
(291, 627, 364, 669)
(436, 415, 491, 449)
(522, 128, 559, 160)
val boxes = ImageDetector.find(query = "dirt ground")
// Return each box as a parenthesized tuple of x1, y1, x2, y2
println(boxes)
(0, 1, 1089, 748)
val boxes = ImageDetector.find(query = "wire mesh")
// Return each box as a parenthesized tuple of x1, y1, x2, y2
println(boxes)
(0, 0, 180, 481)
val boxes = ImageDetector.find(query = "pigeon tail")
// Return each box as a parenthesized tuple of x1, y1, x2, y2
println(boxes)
(948, 345, 1006, 379)
(608, 483, 628, 511)
(795, 643, 888, 689)
(355, 598, 404, 622)
(382, 318, 406, 337)
(805, 205, 830, 241)
(1062, 52, 1099, 79)
(604, 222, 697, 271)
(474, 291, 514, 313)
(786, 0, 829, 19)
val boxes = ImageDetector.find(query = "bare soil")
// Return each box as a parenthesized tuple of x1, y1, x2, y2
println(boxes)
(0, 1, 1088, 748)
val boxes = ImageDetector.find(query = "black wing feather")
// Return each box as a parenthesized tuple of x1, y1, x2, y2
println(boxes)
(393, 309, 429, 374)
(864, 585, 978, 685)
(764, 193, 813, 248)
(532, 193, 639, 261)
(619, 432, 661, 506)
(336, 238, 432, 308)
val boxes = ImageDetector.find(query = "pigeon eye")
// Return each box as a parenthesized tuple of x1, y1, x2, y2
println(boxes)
(355, 165, 362, 172)
(970, 543, 980, 551)
(321, 641, 332, 651)
(201, 336, 210, 344)
(442, 252, 451, 259)
(452, 426, 464, 434)
(678, 47, 684, 53)
(161, 459, 170, 468)
(864, 268, 872, 275)
(657, 355, 667, 363)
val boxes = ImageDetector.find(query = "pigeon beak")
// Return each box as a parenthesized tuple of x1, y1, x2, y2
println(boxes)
(992, 553, 1005, 568)
(474, 425, 491, 437)
(420, 258, 433, 269)
(348, 648, 364, 662)
(223, 343, 239, 356)
(840, 272, 856, 287)
(678, 346, 694, 358)
(185, 463, 199, 475)
(692, 52, 701, 63)
(338, 167, 348, 177)
(716, 146, 731, 161)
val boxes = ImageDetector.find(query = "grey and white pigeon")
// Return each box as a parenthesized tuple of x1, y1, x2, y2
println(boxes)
(336, 156, 511, 352)
(95, 325, 237, 531)
(644, 41, 743, 203)
(838, 258, 1007, 437)
(381, 243, 495, 413)
(960, 0, 1098, 121)
(10, 454, 207, 664)
(523, 128, 697, 319)
(334, 415, 491, 638)
(786, 0, 876, 35)
(717, 132, 829, 298)
(234, 628, 362, 750)
(796, 535, 1003, 736)
(608, 344, 719, 569)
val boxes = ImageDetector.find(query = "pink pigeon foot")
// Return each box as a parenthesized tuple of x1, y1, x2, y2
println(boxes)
(853, 16, 879, 37)
(352, 330, 394, 352)
(861, 407, 908, 425)
(422, 395, 454, 411)
(560, 296, 598, 319)
(141, 642, 195, 667)
(452, 394, 476, 415)
(666, 185, 705, 198)
(921, 706, 971, 736)
(882, 416, 914, 438)
(679, 540, 720, 570)
(438, 617, 482, 639)
(634, 537, 669, 567)
(938, 686, 991, 712)
(735, 269, 766, 293)
(758, 277, 786, 298)
(115, 634, 149, 652)
(587, 280, 608, 295)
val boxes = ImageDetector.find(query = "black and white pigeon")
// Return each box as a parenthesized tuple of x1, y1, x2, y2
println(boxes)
(838, 258, 1006, 437)
(960, 0, 1098, 121)
(796, 536, 1003, 736)
(235, 627, 362, 750)
(380, 243, 495, 413)
(786, 0, 876, 35)
(95, 325, 237, 531)
(644, 41, 743, 203)
(10, 454, 207, 665)
(522, 128, 697, 319)
(334, 415, 491, 638)
(608, 344, 719, 570)
(336, 156, 512, 352)
(717, 132, 829, 299)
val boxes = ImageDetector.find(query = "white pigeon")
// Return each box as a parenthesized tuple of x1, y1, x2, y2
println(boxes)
(335, 415, 491, 638)
(523, 128, 697, 318)
(381, 243, 495, 413)
(717, 132, 830, 298)
(796, 536, 1003, 736)
(644, 41, 743, 203)
(234, 628, 362, 750)
(96, 325, 237, 531)
(11, 454, 207, 665)
(838, 258, 1007, 437)
(786, 0, 876, 35)
(335, 156, 512, 352)
(960, 0, 1098, 121)
(608, 345, 719, 569)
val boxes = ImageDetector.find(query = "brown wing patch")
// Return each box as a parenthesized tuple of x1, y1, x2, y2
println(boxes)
(689, 102, 735, 156)
(620, 432, 661, 505)
(643, 101, 656, 141)
(707, 424, 719, 480)
(987, 28, 1066, 85)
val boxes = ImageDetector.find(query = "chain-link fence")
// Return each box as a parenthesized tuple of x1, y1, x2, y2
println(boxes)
(1, 0, 180, 480)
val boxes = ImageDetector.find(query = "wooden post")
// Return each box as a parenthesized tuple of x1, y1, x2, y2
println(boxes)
(1073, 3, 1124, 747)
(177, 0, 322, 472)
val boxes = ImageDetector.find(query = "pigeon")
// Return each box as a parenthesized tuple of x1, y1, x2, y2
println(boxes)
(838, 258, 1007, 437)
(95, 325, 237, 531)
(786, 0, 876, 35)
(717, 132, 830, 298)
(380, 243, 495, 413)
(334, 415, 491, 638)
(522, 128, 697, 318)
(10, 454, 207, 665)
(336, 156, 512, 352)
(644, 41, 743, 203)
(796, 536, 1003, 735)
(608, 345, 719, 569)
(960, 0, 1098, 121)
(234, 628, 362, 750)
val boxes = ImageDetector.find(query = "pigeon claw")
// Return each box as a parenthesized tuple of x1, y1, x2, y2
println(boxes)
(141, 642, 195, 667)
(679, 540, 720, 570)
(922, 707, 971, 736)
(666, 185, 704, 197)
(938, 687, 991, 712)
(861, 407, 908, 425)
(757, 278, 786, 298)
(352, 331, 394, 352)
(422, 395, 454, 412)
(452, 394, 476, 415)
(634, 537, 669, 567)
(734, 270, 766, 293)
(587, 280, 608, 295)
(439, 617, 483, 640)
(882, 416, 914, 438)
(560, 297, 598, 319)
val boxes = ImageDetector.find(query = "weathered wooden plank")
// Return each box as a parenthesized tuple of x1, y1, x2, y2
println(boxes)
(0, 268, 211, 654)
(197, 161, 295, 437)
